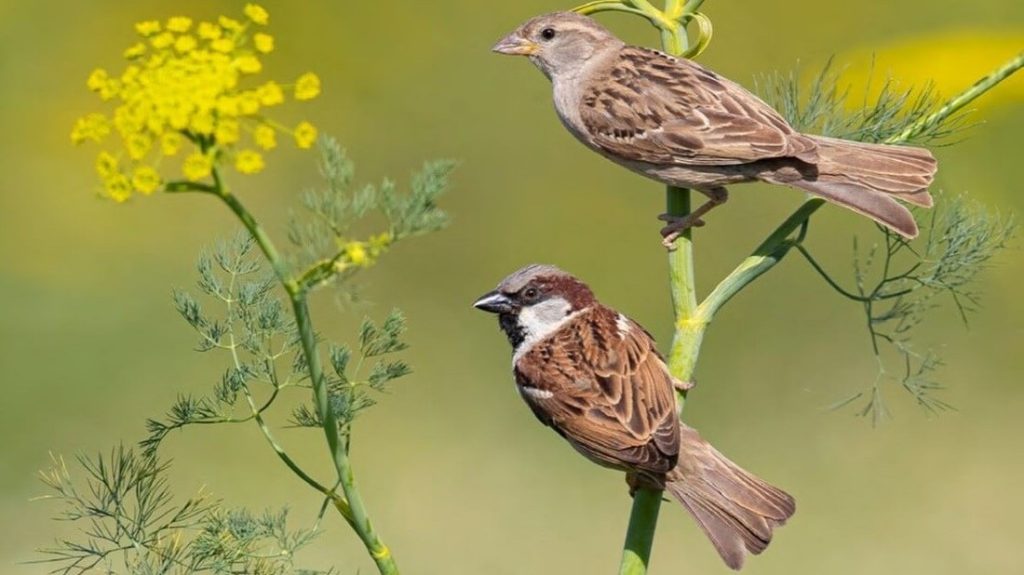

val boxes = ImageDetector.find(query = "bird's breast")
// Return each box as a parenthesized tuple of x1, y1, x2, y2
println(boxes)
(552, 78, 591, 144)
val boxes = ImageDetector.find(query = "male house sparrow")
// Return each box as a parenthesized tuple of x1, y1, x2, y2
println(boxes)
(474, 264, 795, 569)
(493, 12, 937, 241)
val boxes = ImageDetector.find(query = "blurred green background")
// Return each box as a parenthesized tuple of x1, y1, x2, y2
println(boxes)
(2, 0, 1022, 573)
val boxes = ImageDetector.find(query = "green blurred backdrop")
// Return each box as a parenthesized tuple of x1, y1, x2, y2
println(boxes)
(2, 1, 1023, 573)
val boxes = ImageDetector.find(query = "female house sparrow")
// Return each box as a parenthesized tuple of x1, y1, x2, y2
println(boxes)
(474, 264, 795, 570)
(493, 12, 937, 240)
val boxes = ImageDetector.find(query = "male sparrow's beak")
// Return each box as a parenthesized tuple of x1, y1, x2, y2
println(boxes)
(492, 33, 538, 56)
(473, 290, 514, 314)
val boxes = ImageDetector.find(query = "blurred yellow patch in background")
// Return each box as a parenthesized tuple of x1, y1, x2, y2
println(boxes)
(840, 30, 1023, 110)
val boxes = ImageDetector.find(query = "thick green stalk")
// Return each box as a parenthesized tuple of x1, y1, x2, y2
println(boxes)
(618, 6, 694, 574)
(618, 488, 664, 575)
(578, 6, 1023, 575)
(290, 295, 399, 574)
(201, 174, 399, 575)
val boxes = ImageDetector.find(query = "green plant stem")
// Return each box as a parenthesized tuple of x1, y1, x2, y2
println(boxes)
(184, 172, 400, 575)
(618, 4, 695, 573)
(618, 488, 664, 575)
(893, 50, 1024, 143)
(736, 50, 1024, 296)
(289, 294, 398, 574)
(574, 9, 1023, 575)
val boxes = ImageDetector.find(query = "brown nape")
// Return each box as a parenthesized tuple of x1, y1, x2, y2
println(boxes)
(543, 274, 596, 310)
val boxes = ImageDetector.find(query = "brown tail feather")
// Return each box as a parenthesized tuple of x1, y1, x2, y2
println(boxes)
(767, 135, 937, 238)
(665, 425, 795, 570)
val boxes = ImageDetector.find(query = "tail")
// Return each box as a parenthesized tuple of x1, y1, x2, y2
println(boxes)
(769, 135, 937, 238)
(664, 425, 796, 570)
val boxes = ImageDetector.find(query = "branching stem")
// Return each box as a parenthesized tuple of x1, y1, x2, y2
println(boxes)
(172, 168, 400, 574)
(582, 3, 1024, 574)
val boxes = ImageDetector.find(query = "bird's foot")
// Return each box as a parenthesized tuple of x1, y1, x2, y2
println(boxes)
(658, 213, 706, 248)
(625, 472, 670, 500)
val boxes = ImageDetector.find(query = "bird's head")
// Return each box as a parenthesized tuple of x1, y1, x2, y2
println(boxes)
(492, 12, 621, 80)
(473, 264, 595, 351)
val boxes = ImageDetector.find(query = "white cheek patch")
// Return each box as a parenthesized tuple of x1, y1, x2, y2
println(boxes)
(616, 313, 631, 339)
(513, 297, 584, 365)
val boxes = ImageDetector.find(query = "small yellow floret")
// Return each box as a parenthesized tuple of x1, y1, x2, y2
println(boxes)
(104, 173, 133, 202)
(234, 150, 265, 174)
(86, 69, 108, 92)
(294, 73, 321, 100)
(238, 92, 261, 115)
(216, 119, 241, 144)
(183, 152, 213, 181)
(235, 55, 262, 74)
(197, 22, 222, 40)
(150, 32, 174, 49)
(294, 122, 317, 149)
(345, 242, 369, 266)
(210, 38, 235, 53)
(125, 133, 152, 160)
(95, 152, 119, 178)
(166, 17, 193, 33)
(189, 112, 215, 135)
(253, 124, 277, 150)
(160, 132, 183, 156)
(253, 33, 274, 54)
(132, 166, 162, 194)
(135, 21, 161, 37)
(71, 114, 111, 144)
(257, 81, 284, 106)
(218, 16, 243, 31)
(244, 4, 270, 25)
(123, 43, 147, 59)
(174, 35, 197, 54)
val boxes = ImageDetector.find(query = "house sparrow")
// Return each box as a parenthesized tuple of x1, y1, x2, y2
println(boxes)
(493, 12, 937, 241)
(473, 264, 795, 570)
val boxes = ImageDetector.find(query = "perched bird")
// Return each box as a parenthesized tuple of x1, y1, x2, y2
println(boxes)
(473, 264, 795, 569)
(493, 12, 937, 241)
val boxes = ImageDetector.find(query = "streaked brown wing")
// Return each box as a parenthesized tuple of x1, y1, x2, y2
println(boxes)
(514, 307, 679, 475)
(579, 47, 817, 167)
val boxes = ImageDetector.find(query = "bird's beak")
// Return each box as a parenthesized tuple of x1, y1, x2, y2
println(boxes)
(473, 290, 514, 314)
(492, 33, 538, 56)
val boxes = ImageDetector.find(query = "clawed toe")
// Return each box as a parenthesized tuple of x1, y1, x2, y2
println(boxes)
(659, 215, 706, 247)
(673, 378, 696, 392)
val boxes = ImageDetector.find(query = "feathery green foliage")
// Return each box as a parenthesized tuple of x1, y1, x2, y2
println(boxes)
(756, 59, 971, 145)
(41, 136, 452, 574)
(757, 62, 1017, 421)
(291, 309, 412, 430)
(289, 137, 454, 292)
(803, 195, 1016, 422)
(35, 448, 328, 575)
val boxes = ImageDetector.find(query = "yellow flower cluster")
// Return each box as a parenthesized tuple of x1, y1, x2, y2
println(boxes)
(334, 233, 393, 271)
(71, 4, 321, 202)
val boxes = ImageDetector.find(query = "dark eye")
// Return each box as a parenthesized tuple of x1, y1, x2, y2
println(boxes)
(540, 27, 556, 41)
(522, 287, 540, 301)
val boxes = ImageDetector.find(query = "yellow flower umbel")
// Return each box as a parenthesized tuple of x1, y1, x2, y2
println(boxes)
(72, 5, 322, 202)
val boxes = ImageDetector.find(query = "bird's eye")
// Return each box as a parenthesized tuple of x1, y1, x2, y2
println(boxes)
(523, 287, 540, 301)
(540, 27, 556, 41)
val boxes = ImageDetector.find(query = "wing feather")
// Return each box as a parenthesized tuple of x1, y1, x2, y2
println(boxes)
(580, 47, 817, 167)
(514, 307, 679, 475)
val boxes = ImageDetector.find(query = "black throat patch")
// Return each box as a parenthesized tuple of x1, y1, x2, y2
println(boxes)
(498, 313, 526, 351)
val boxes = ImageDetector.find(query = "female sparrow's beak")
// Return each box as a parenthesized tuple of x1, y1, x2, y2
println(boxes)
(492, 33, 538, 56)
(473, 291, 514, 314)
